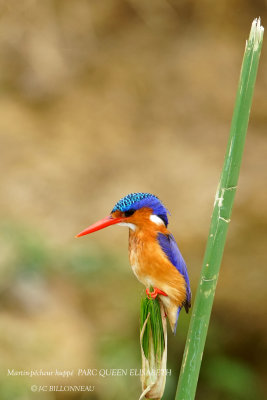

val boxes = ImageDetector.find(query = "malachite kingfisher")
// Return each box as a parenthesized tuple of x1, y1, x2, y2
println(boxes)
(76, 193, 191, 333)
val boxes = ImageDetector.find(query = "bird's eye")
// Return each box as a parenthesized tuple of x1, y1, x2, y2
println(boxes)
(124, 209, 135, 217)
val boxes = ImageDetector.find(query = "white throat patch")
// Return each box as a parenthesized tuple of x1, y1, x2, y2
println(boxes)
(118, 222, 136, 231)
(149, 214, 164, 226)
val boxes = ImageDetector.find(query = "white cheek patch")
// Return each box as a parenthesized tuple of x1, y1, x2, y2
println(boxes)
(118, 222, 136, 231)
(149, 214, 165, 226)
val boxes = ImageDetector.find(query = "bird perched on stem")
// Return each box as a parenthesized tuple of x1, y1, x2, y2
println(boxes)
(76, 193, 191, 333)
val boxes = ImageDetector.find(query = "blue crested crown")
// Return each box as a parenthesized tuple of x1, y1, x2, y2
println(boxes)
(112, 192, 170, 226)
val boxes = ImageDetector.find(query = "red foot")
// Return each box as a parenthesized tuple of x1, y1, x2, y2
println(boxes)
(146, 287, 168, 299)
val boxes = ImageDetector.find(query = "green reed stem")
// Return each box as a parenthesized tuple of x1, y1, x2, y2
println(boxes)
(140, 296, 165, 360)
(175, 18, 264, 400)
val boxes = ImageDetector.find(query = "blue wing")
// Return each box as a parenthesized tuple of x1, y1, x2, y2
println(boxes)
(157, 232, 191, 311)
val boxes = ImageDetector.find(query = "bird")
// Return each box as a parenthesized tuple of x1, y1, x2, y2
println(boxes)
(76, 192, 191, 333)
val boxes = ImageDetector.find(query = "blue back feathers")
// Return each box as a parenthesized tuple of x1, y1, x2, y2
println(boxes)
(157, 233, 191, 310)
(112, 192, 170, 226)
(157, 232, 191, 333)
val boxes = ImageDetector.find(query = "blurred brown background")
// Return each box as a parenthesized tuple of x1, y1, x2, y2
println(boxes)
(0, 1, 266, 399)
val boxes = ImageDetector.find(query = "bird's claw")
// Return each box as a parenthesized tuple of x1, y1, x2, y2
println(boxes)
(146, 287, 168, 299)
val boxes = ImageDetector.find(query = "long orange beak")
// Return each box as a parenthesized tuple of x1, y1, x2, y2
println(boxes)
(75, 215, 124, 238)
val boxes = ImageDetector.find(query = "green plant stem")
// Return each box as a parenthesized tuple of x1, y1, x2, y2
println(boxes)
(175, 18, 264, 400)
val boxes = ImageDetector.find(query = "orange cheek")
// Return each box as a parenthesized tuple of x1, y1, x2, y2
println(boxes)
(127, 208, 152, 226)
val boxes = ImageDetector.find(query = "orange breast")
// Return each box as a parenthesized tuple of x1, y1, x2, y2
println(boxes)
(128, 227, 186, 308)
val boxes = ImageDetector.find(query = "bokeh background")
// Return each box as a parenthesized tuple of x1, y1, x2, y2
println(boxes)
(0, 1, 266, 399)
